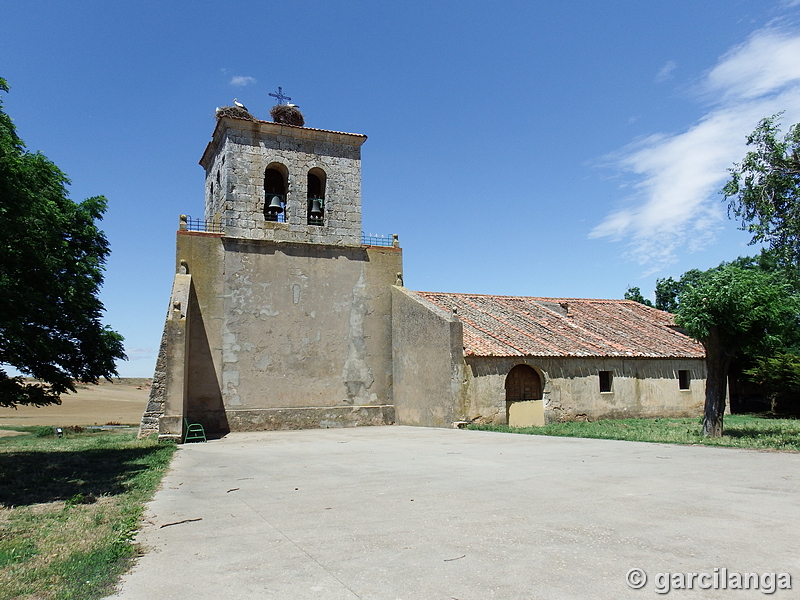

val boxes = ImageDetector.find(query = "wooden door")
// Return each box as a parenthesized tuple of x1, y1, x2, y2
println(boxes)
(505, 365, 541, 401)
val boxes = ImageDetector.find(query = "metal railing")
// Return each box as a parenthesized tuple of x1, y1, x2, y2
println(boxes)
(362, 232, 398, 247)
(177, 216, 398, 248)
(180, 215, 224, 234)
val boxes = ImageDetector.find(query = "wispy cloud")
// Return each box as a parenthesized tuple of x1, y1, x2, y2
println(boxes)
(124, 347, 155, 361)
(230, 75, 257, 87)
(655, 60, 677, 83)
(591, 27, 800, 270)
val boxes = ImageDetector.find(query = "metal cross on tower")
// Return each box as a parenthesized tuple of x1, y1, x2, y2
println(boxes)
(269, 87, 292, 105)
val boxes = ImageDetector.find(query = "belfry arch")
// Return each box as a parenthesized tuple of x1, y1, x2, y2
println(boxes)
(264, 163, 288, 222)
(307, 167, 326, 225)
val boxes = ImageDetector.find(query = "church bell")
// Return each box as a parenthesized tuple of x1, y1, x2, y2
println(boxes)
(266, 194, 284, 213)
(309, 198, 323, 216)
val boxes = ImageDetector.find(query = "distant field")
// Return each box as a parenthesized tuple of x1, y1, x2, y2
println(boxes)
(0, 379, 150, 428)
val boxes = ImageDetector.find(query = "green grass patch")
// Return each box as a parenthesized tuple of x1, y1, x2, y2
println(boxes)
(0, 429, 176, 600)
(467, 414, 800, 451)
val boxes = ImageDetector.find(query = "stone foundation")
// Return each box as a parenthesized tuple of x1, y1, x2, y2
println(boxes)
(224, 405, 395, 431)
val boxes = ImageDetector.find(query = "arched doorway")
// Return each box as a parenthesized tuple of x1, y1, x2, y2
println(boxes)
(505, 364, 545, 427)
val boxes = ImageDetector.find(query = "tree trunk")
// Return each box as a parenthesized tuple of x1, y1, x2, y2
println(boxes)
(702, 329, 732, 438)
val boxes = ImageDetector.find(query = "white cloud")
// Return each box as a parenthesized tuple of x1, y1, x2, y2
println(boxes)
(124, 347, 155, 361)
(655, 60, 677, 83)
(704, 30, 800, 101)
(230, 76, 257, 87)
(591, 27, 800, 269)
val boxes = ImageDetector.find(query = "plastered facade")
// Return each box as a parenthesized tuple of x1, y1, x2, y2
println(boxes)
(218, 239, 400, 430)
(463, 356, 706, 424)
(391, 286, 467, 427)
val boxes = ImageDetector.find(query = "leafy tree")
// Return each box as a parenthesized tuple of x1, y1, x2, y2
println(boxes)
(653, 275, 688, 313)
(675, 264, 798, 437)
(723, 114, 800, 265)
(650, 271, 707, 313)
(652, 250, 791, 314)
(0, 78, 125, 407)
(654, 277, 679, 313)
(623, 286, 653, 307)
(745, 353, 800, 415)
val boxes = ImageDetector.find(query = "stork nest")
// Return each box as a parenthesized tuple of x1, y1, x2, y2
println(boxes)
(270, 104, 305, 127)
(215, 106, 256, 121)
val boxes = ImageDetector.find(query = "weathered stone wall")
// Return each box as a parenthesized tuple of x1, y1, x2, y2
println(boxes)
(203, 144, 228, 227)
(218, 240, 400, 429)
(136, 272, 193, 440)
(174, 231, 228, 432)
(391, 286, 467, 427)
(151, 228, 402, 432)
(464, 356, 707, 424)
(200, 118, 365, 246)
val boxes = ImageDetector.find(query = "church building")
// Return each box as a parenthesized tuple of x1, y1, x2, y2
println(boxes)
(138, 106, 705, 440)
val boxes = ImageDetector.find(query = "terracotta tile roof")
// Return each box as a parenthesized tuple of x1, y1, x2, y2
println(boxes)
(414, 292, 705, 359)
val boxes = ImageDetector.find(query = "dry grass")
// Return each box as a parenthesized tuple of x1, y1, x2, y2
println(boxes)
(0, 379, 149, 428)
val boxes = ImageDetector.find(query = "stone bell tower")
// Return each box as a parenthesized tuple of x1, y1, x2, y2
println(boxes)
(200, 116, 365, 246)
(139, 109, 402, 440)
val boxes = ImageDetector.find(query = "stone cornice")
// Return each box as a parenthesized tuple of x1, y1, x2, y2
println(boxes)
(199, 116, 367, 169)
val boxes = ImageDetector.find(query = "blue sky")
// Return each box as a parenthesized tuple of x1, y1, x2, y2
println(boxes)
(4, 0, 800, 377)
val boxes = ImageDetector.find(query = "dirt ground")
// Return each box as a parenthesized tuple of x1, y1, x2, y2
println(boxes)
(0, 379, 151, 428)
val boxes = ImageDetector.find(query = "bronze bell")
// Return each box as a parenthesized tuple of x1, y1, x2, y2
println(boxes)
(266, 194, 284, 213)
(309, 198, 323, 216)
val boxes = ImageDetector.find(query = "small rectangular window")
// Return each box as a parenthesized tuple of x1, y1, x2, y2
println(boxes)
(599, 370, 613, 393)
(678, 370, 691, 390)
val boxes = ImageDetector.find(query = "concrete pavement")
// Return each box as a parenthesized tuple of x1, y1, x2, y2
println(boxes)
(107, 426, 800, 599)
